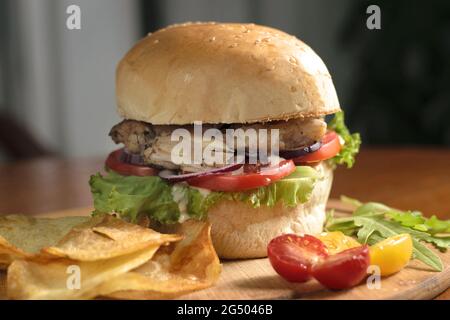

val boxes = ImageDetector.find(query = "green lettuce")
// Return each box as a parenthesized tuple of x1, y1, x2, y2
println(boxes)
(227, 166, 321, 208)
(328, 111, 361, 168)
(89, 171, 223, 224)
(89, 166, 321, 224)
(185, 186, 224, 221)
(90, 171, 180, 223)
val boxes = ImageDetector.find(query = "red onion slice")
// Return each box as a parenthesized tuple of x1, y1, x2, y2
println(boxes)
(120, 149, 145, 165)
(158, 163, 243, 182)
(279, 141, 322, 159)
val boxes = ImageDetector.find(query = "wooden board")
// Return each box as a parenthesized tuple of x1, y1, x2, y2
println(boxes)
(0, 200, 449, 300)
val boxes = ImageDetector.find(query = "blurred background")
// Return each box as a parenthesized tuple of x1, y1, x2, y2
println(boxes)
(0, 0, 449, 164)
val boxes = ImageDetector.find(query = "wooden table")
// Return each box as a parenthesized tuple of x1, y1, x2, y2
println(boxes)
(0, 148, 449, 299)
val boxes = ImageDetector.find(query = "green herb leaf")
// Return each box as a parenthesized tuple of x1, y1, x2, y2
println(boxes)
(386, 210, 424, 227)
(328, 111, 361, 168)
(425, 215, 450, 234)
(387, 210, 450, 236)
(353, 202, 392, 217)
(326, 196, 449, 271)
(325, 215, 358, 236)
(354, 216, 443, 271)
(410, 239, 444, 272)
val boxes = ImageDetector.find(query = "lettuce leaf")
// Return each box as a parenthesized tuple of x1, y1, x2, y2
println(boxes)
(89, 166, 321, 224)
(328, 111, 361, 168)
(185, 187, 224, 221)
(89, 171, 180, 223)
(227, 166, 321, 208)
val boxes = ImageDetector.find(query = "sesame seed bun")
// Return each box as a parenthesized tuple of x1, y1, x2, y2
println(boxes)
(116, 22, 340, 124)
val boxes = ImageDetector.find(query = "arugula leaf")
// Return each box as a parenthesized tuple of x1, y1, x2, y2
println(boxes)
(354, 216, 443, 271)
(325, 213, 358, 235)
(326, 196, 449, 271)
(388, 211, 450, 235)
(362, 231, 442, 270)
(386, 209, 450, 235)
(328, 111, 361, 168)
(425, 215, 450, 234)
(421, 237, 450, 252)
(386, 210, 425, 228)
(370, 216, 450, 252)
(410, 239, 444, 272)
(353, 202, 391, 217)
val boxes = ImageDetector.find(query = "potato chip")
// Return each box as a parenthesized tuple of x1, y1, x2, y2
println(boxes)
(0, 253, 12, 269)
(41, 214, 182, 261)
(3, 215, 220, 300)
(0, 215, 89, 265)
(7, 245, 160, 300)
(98, 221, 222, 299)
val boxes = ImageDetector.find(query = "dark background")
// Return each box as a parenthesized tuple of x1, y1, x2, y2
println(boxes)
(339, 0, 450, 145)
(142, 0, 450, 146)
(0, 0, 449, 164)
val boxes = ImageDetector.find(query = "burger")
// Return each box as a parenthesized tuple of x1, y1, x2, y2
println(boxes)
(89, 22, 360, 259)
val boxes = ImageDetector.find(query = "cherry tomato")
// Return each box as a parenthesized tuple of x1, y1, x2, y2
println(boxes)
(317, 231, 361, 255)
(105, 149, 158, 177)
(293, 131, 341, 164)
(267, 234, 328, 282)
(370, 234, 412, 276)
(187, 159, 296, 192)
(312, 245, 370, 290)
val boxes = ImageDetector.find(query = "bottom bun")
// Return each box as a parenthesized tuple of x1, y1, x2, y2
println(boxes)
(207, 162, 333, 259)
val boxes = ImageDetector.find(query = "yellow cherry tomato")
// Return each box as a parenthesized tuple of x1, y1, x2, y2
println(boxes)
(369, 234, 413, 276)
(317, 231, 361, 255)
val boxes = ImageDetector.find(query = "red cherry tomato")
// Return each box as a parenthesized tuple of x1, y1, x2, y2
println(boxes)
(267, 234, 329, 282)
(105, 149, 158, 177)
(186, 159, 296, 192)
(312, 245, 370, 290)
(293, 131, 341, 164)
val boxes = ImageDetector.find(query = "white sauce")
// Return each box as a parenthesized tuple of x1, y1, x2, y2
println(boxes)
(189, 186, 211, 197)
(171, 183, 211, 223)
(338, 134, 345, 146)
(171, 184, 189, 222)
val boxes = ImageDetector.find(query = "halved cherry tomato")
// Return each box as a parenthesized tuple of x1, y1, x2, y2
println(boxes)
(267, 234, 328, 282)
(105, 149, 158, 177)
(317, 231, 361, 255)
(370, 234, 412, 276)
(186, 159, 296, 192)
(312, 245, 370, 290)
(293, 131, 341, 164)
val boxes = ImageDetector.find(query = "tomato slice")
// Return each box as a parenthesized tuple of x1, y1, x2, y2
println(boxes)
(105, 149, 158, 177)
(317, 231, 361, 255)
(369, 234, 412, 276)
(312, 245, 370, 290)
(186, 159, 296, 192)
(267, 234, 328, 283)
(293, 131, 341, 164)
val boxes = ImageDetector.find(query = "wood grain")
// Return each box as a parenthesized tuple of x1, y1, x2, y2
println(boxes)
(331, 148, 450, 219)
(0, 148, 449, 298)
(1, 201, 448, 300)
(182, 253, 450, 300)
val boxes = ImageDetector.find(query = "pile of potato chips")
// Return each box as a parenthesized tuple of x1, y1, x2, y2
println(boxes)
(0, 214, 221, 299)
